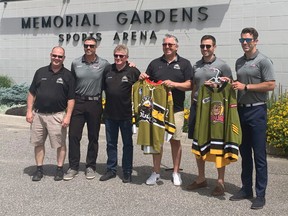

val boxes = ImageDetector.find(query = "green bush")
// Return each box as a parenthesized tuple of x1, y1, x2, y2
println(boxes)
(0, 75, 14, 88)
(0, 83, 29, 106)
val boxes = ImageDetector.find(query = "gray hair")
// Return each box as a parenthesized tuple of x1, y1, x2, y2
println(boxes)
(114, 44, 129, 56)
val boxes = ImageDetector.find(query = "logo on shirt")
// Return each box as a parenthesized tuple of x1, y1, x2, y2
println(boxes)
(174, 64, 180, 70)
(56, 78, 63, 84)
(210, 101, 224, 124)
(140, 96, 153, 123)
(202, 97, 210, 104)
(122, 76, 128, 82)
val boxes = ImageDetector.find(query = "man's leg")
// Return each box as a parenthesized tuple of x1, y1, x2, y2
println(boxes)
(120, 120, 133, 176)
(99, 119, 118, 181)
(35, 145, 45, 166)
(170, 139, 182, 173)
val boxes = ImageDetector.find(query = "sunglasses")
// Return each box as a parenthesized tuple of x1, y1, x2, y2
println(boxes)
(51, 54, 64, 59)
(114, 54, 126, 58)
(239, 38, 253, 43)
(200, 44, 212, 49)
(162, 43, 176, 47)
(84, 44, 96, 48)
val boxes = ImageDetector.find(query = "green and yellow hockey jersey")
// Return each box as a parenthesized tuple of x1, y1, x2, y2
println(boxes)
(132, 79, 176, 153)
(192, 82, 242, 168)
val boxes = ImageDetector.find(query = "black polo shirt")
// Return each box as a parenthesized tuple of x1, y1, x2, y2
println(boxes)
(103, 62, 140, 120)
(29, 64, 75, 113)
(146, 54, 192, 113)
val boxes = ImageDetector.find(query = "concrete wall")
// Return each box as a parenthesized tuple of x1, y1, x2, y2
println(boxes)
(0, 0, 287, 91)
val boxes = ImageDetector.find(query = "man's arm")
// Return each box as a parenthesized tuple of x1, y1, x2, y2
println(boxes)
(62, 99, 75, 128)
(232, 80, 275, 92)
(26, 92, 35, 123)
(163, 79, 192, 91)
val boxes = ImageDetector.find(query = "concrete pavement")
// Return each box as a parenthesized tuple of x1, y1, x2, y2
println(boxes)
(0, 114, 287, 216)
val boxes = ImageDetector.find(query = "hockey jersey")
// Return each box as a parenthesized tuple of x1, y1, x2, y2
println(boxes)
(192, 82, 242, 168)
(132, 79, 176, 153)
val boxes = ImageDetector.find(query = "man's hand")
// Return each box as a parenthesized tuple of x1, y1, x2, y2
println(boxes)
(26, 111, 34, 123)
(139, 72, 149, 80)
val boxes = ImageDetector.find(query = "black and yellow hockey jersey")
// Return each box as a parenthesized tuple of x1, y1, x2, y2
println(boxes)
(132, 79, 176, 153)
(192, 82, 242, 168)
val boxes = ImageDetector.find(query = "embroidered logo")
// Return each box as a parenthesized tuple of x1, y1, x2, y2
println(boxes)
(56, 78, 63, 84)
(202, 97, 210, 104)
(122, 76, 128, 82)
(174, 64, 180, 70)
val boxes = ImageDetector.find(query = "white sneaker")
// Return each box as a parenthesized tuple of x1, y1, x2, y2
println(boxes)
(172, 172, 182, 186)
(146, 172, 160, 185)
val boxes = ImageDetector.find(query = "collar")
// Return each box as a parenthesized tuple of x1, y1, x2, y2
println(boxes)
(161, 53, 179, 63)
(48, 64, 64, 73)
(81, 54, 98, 63)
(112, 62, 129, 72)
(201, 55, 216, 64)
(244, 50, 259, 60)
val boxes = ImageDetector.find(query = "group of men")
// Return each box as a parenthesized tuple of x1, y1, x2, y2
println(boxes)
(26, 27, 275, 210)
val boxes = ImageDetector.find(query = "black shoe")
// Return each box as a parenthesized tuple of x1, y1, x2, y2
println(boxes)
(32, 168, 43, 181)
(54, 167, 64, 181)
(122, 173, 132, 183)
(229, 189, 253, 201)
(251, 197, 266, 210)
(99, 171, 116, 181)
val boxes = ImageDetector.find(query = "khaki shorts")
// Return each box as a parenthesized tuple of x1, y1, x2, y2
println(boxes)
(172, 111, 184, 141)
(30, 111, 67, 149)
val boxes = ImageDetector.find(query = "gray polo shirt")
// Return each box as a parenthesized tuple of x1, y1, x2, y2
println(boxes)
(192, 56, 232, 100)
(71, 55, 109, 96)
(235, 50, 275, 104)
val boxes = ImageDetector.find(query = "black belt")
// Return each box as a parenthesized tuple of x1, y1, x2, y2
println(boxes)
(76, 94, 101, 101)
(238, 102, 265, 107)
(34, 110, 64, 114)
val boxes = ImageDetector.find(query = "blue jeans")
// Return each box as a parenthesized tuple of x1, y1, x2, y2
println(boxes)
(238, 105, 268, 197)
(105, 119, 133, 174)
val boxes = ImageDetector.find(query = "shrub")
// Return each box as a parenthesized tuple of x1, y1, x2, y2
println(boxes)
(0, 83, 29, 106)
(267, 91, 288, 154)
(0, 75, 14, 88)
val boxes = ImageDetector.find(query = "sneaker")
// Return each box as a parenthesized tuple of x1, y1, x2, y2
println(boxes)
(229, 189, 253, 201)
(63, 168, 78, 181)
(32, 168, 43, 181)
(85, 167, 96, 180)
(172, 172, 182, 186)
(54, 167, 64, 181)
(99, 171, 116, 181)
(122, 173, 132, 183)
(146, 172, 160, 185)
(251, 197, 266, 210)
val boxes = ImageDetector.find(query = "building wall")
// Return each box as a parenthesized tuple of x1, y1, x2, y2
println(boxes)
(0, 0, 287, 91)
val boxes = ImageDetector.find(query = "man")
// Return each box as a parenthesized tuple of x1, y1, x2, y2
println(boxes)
(26, 46, 75, 181)
(100, 44, 140, 183)
(140, 34, 192, 186)
(229, 27, 275, 209)
(64, 36, 109, 181)
(186, 35, 233, 196)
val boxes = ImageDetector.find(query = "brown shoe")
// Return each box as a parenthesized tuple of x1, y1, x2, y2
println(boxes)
(211, 183, 225, 196)
(186, 180, 207, 190)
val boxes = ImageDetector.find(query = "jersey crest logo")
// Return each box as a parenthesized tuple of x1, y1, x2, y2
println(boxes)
(140, 96, 153, 123)
(210, 101, 224, 124)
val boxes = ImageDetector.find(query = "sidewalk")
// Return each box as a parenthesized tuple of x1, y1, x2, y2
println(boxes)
(0, 114, 287, 216)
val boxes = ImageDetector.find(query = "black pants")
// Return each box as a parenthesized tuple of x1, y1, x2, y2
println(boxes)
(68, 98, 103, 170)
